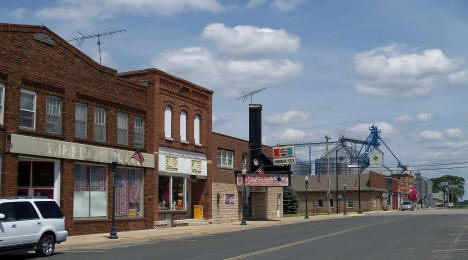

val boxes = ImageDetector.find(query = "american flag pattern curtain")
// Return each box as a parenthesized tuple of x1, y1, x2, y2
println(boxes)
(74, 165, 107, 192)
(115, 168, 143, 217)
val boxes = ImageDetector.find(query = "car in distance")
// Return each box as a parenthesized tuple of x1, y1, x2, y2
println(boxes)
(401, 201, 414, 211)
(0, 197, 68, 256)
(448, 202, 454, 208)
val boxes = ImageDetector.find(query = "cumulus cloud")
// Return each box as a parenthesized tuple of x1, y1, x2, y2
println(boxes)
(347, 122, 398, 137)
(247, 0, 268, 8)
(202, 23, 300, 56)
(265, 110, 308, 124)
(394, 113, 434, 123)
(36, 0, 224, 21)
(354, 43, 461, 97)
(10, 8, 26, 19)
(420, 130, 443, 140)
(448, 70, 468, 85)
(271, 0, 306, 11)
(446, 128, 463, 138)
(152, 47, 303, 97)
(263, 128, 307, 145)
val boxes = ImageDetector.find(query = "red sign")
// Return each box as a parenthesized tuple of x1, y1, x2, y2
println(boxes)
(237, 173, 289, 187)
(224, 193, 235, 205)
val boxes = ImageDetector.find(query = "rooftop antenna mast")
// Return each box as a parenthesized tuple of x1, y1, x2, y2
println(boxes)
(236, 88, 266, 104)
(69, 29, 126, 65)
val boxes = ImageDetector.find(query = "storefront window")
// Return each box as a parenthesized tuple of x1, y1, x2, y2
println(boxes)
(158, 176, 186, 211)
(73, 164, 107, 218)
(32, 162, 54, 187)
(17, 161, 55, 199)
(114, 168, 144, 217)
(172, 177, 185, 210)
(158, 176, 170, 210)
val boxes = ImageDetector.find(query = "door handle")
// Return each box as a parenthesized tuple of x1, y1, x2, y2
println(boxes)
(11, 224, 16, 228)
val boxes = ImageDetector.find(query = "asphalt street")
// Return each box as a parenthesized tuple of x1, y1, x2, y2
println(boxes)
(8, 209, 468, 260)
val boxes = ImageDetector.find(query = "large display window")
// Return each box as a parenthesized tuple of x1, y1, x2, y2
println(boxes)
(17, 161, 55, 199)
(158, 176, 186, 211)
(114, 168, 144, 217)
(73, 164, 108, 218)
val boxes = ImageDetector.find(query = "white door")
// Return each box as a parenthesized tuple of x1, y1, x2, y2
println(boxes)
(276, 194, 281, 218)
(0, 202, 18, 247)
(11, 202, 42, 244)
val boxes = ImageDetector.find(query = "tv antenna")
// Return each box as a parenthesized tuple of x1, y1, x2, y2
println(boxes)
(236, 88, 266, 104)
(69, 29, 126, 65)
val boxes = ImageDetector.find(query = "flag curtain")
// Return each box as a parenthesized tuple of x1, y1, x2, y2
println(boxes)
(115, 168, 143, 217)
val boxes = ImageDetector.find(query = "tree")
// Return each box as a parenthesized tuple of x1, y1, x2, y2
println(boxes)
(431, 175, 465, 203)
(283, 186, 299, 214)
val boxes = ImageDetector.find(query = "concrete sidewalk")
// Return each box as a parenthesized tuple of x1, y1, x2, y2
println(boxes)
(57, 212, 367, 251)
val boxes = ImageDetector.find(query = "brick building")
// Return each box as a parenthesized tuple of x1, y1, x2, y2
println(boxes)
(0, 23, 156, 235)
(210, 132, 283, 223)
(291, 172, 388, 214)
(119, 69, 213, 221)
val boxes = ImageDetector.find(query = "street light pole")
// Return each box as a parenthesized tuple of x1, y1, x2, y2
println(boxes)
(335, 149, 339, 214)
(305, 176, 309, 219)
(109, 150, 118, 239)
(358, 165, 362, 214)
(344, 180, 347, 215)
(241, 166, 247, 225)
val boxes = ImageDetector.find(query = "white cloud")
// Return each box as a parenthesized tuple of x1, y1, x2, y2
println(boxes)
(448, 70, 468, 85)
(271, 0, 306, 11)
(263, 128, 306, 145)
(354, 43, 461, 97)
(152, 47, 303, 97)
(416, 113, 434, 122)
(265, 110, 308, 124)
(247, 0, 267, 8)
(420, 130, 443, 140)
(10, 8, 26, 19)
(446, 128, 463, 138)
(202, 23, 300, 56)
(36, 0, 224, 21)
(347, 122, 398, 137)
(394, 115, 413, 123)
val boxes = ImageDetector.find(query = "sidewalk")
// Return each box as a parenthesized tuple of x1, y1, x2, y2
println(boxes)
(57, 212, 365, 251)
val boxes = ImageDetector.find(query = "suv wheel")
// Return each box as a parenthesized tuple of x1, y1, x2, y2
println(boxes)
(36, 234, 55, 256)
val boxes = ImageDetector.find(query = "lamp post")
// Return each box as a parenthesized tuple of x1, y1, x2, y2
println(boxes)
(305, 176, 309, 219)
(358, 164, 362, 214)
(109, 150, 118, 239)
(343, 180, 347, 215)
(241, 166, 247, 225)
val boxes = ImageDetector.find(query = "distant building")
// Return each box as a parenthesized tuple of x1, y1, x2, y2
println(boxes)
(414, 172, 433, 208)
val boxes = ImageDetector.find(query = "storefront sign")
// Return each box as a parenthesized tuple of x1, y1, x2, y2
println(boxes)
(236, 173, 289, 187)
(191, 159, 202, 174)
(10, 134, 155, 168)
(272, 146, 296, 166)
(224, 193, 235, 205)
(166, 156, 178, 171)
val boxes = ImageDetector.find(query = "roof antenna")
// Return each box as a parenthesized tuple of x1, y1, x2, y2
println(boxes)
(68, 29, 126, 65)
(236, 88, 266, 104)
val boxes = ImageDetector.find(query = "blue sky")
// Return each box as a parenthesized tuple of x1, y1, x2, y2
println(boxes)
(3, 0, 468, 198)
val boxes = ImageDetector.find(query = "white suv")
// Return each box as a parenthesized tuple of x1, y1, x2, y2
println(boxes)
(0, 197, 68, 256)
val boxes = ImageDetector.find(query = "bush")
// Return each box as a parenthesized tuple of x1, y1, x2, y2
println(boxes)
(283, 186, 299, 214)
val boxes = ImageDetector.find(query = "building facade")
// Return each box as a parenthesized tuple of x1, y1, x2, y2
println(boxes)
(0, 24, 156, 235)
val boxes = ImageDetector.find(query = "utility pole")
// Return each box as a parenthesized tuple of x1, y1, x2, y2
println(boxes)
(325, 136, 331, 214)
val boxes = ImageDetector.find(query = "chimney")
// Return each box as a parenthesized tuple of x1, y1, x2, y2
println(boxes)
(249, 104, 262, 170)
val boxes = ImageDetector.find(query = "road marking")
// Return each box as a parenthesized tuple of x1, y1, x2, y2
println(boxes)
(432, 249, 468, 253)
(224, 220, 393, 260)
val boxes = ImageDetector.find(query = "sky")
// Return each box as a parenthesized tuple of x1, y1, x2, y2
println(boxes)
(2, 0, 468, 199)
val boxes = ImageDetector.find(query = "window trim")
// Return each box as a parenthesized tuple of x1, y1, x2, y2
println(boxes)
(45, 95, 62, 134)
(117, 112, 129, 145)
(180, 110, 187, 142)
(217, 149, 234, 169)
(134, 116, 145, 148)
(93, 107, 107, 142)
(75, 103, 87, 139)
(19, 88, 36, 130)
(0, 83, 5, 125)
(73, 163, 108, 219)
(164, 106, 172, 139)
(194, 114, 201, 145)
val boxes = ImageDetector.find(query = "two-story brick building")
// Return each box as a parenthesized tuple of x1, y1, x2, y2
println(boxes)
(0, 24, 159, 235)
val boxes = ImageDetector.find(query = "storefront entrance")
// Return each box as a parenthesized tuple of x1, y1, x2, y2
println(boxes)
(17, 158, 60, 203)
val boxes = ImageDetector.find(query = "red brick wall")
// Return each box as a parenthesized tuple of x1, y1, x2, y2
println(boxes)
(369, 171, 387, 189)
(0, 24, 155, 235)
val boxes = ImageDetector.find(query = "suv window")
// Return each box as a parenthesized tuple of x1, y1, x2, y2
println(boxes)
(34, 201, 64, 219)
(0, 202, 39, 221)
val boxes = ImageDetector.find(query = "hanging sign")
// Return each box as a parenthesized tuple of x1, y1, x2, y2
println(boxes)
(191, 159, 202, 174)
(166, 156, 178, 171)
(272, 146, 296, 166)
(236, 173, 289, 187)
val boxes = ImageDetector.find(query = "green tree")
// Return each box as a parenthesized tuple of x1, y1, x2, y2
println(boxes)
(283, 186, 299, 214)
(431, 175, 465, 202)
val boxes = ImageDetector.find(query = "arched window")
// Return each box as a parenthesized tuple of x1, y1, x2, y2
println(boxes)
(194, 114, 200, 145)
(164, 106, 172, 139)
(180, 110, 187, 142)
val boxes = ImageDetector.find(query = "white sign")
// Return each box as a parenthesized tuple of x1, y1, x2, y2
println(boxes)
(273, 157, 296, 166)
(158, 147, 207, 177)
(10, 134, 155, 168)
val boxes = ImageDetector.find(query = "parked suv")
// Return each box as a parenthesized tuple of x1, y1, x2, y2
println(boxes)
(0, 197, 68, 256)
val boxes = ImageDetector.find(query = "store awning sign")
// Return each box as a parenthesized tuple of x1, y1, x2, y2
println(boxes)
(236, 173, 289, 187)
